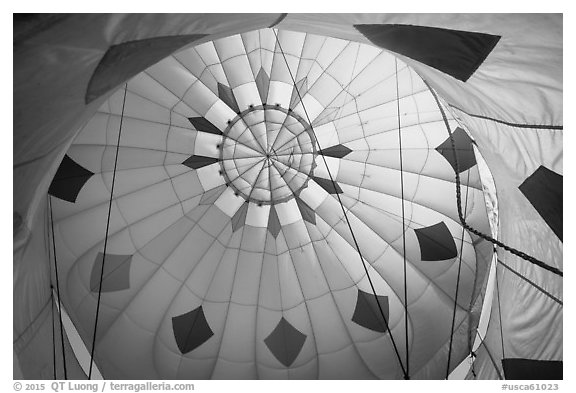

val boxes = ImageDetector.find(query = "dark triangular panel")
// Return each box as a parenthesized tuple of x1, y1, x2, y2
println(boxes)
(268, 205, 281, 238)
(255, 67, 270, 104)
(199, 185, 227, 205)
(182, 155, 219, 170)
(172, 306, 214, 354)
(264, 317, 307, 367)
(351, 289, 390, 333)
(86, 34, 207, 103)
(436, 127, 477, 173)
(519, 166, 562, 241)
(295, 197, 316, 225)
(502, 358, 563, 380)
(90, 252, 132, 292)
(414, 221, 458, 261)
(354, 24, 501, 82)
(188, 117, 222, 135)
(48, 155, 94, 203)
(313, 176, 343, 195)
(231, 202, 249, 232)
(319, 144, 353, 159)
(218, 82, 241, 114)
(289, 77, 308, 109)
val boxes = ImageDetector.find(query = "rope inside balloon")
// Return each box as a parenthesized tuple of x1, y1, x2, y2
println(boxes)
(394, 58, 410, 379)
(273, 28, 410, 379)
(445, 169, 471, 379)
(88, 83, 128, 379)
(49, 196, 67, 379)
(424, 81, 563, 278)
(50, 290, 56, 379)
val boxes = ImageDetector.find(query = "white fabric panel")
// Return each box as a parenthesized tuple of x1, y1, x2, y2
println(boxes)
(312, 122, 340, 148)
(233, 82, 262, 111)
(266, 81, 292, 108)
(292, 94, 324, 122)
(196, 161, 225, 192)
(245, 204, 270, 227)
(204, 99, 237, 131)
(193, 131, 222, 158)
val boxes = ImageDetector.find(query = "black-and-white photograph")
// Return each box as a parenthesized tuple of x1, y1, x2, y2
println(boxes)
(13, 10, 563, 385)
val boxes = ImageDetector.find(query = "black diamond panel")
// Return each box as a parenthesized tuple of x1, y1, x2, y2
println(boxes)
(414, 221, 458, 261)
(264, 317, 307, 367)
(351, 289, 390, 333)
(48, 155, 94, 203)
(172, 306, 214, 354)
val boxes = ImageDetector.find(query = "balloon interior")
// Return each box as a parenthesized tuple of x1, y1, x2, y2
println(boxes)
(13, 15, 562, 381)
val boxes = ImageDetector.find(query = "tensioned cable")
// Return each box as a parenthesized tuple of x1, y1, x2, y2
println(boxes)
(474, 330, 504, 380)
(49, 196, 67, 379)
(272, 28, 409, 379)
(88, 83, 128, 379)
(424, 81, 563, 278)
(495, 259, 506, 359)
(498, 259, 562, 305)
(47, 205, 56, 379)
(50, 290, 56, 379)
(445, 170, 471, 379)
(394, 58, 410, 379)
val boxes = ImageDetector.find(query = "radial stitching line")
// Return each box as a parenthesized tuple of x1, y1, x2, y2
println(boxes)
(273, 28, 408, 378)
(445, 170, 471, 379)
(88, 84, 127, 379)
(394, 58, 410, 379)
(48, 197, 69, 379)
(299, 217, 393, 378)
(93, 203, 222, 350)
(164, 206, 242, 377)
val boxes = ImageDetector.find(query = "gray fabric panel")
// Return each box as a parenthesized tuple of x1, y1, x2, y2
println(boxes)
(313, 176, 343, 194)
(90, 252, 133, 292)
(264, 317, 307, 367)
(182, 155, 219, 169)
(351, 289, 390, 333)
(319, 144, 353, 159)
(295, 197, 316, 224)
(86, 34, 207, 103)
(217, 82, 241, 114)
(268, 205, 281, 238)
(255, 67, 270, 104)
(354, 24, 500, 82)
(188, 117, 222, 135)
(231, 202, 249, 232)
(289, 77, 307, 109)
(199, 185, 228, 205)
